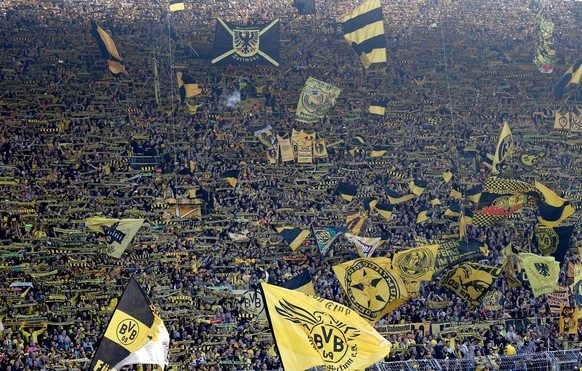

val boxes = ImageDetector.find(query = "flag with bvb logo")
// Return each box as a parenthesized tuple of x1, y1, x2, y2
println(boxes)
(89, 278, 169, 371)
(261, 282, 391, 370)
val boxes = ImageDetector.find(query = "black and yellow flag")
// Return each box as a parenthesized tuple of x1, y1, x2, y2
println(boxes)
(339, 0, 386, 69)
(408, 179, 427, 197)
(473, 178, 536, 227)
(444, 200, 460, 217)
(276, 226, 310, 251)
(571, 265, 582, 319)
(85, 217, 144, 258)
(416, 207, 428, 224)
(177, 72, 202, 103)
(442, 170, 454, 184)
(337, 182, 358, 201)
(392, 244, 438, 282)
(374, 203, 393, 220)
(281, 269, 315, 295)
(295, 77, 342, 123)
(449, 183, 462, 199)
(313, 139, 328, 158)
(534, 181, 575, 228)
(221, 170, 240, 187)
(517, 253, 560, 298)
(89, 278, 169, 371)
(466, 184, 483, 204)
(313, 226, 344, 257)
(554, 58, 582, 99)
(346, 211, 368, 235)
(434, 239, 488, 276)
(370, 145, 389, 157)
(261, 282, 391, 370)
(169, 0, 185, 11)
(253, 125, 274, 147)
(559, 306, 578, 334)
(211, 18, 280, 66)
(91, 21, 129, 76)
(332, 258, 408, 322)
(440, 263, 502, 307)
(534, 224, 574, 264)
(491, 122, 513, 175)
(387, 189, 415, 204)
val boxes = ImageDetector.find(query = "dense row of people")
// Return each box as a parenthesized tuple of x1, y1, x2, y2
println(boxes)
(0, 0, 580, 369)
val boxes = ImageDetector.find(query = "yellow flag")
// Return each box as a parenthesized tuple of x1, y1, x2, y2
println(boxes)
(517, 253, 560, 298)
(333, 258, 408, 322)
(492, 122, 513, 175)
(85, 217, 144, 258)
(559, 306, 578, 334)
(261, 282, 391, 370)
(392, 244, 438, 282)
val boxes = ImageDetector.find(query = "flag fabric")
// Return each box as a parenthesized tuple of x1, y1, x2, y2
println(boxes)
(313, 226, 344, 257)
(177, 72, 202, 103)
(466, 184, 483, 204)
(278, 134, 295, 163)
(534, 224, 574, 264)
(387, 189, 415, 204)
(337, 182, 358, 201)
(346, 211, 367, 235)
(85, 217, 144, 258)
(559, 306, 578, 334)
(547, 285, 569, 316)
(434, 239, 488, 276)
(374, 203, 393, 220)
(293, 0, 316, 15)
(91, 21, 129, 76)
(408, 179, 427, 197)
(533, 9, 556, 74)
(449, 183, 462, 199)
(281, 269, 315, 295)
(392, 244, 439, 282)
(491, 122, 513, 175)
(554, 111, 571, 130)
(369, 99, 387, 115)
(89, 278, 169, 371)
(472, 178, 536, 227)
(276, 226, 310, 251)
(444, 200, 460, 217)
(254, 125, 275, 147)
(295, 77, 342, 123)
(184, 102, 202, 114)
(534, 181, 575, 228)
(211, 18, 280, 66)
(169, 0, 185, 12)
(313, 139, 328, 158)
(430, 197, 441, 207)
(332, 258, 408, 322)
(440, 263, 502, 308)
(221, 170, 240, 188)
(416, 207, 428, 224)
(517, 253, 560, 297)
(344, 233, 383, 258)
(339, 0, 387, 69)
(442, 170, 454, 184)
(370, 145, 389, 157)
(554, 58, 582, 99)
(261, 282, 391, 371)
(572, 265, 582, 319)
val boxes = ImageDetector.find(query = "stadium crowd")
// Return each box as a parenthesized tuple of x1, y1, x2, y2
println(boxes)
(0, 0, 580, 369)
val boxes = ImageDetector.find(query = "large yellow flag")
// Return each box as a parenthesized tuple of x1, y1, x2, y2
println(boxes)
(440, 263, 502, 308)
(85, 217, 144, 258)
(332, 258, 408, 322)
(534, 181, 575, 228)
(261, 282, 391, 371)
(491, 122, 513, 175)
(517, 253, 560, 298)
(392, 244, 439, 282)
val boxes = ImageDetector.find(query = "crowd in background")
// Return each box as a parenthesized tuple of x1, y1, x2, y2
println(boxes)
(0, 0, 581, 369)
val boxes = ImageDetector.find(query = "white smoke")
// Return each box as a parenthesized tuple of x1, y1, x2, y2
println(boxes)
(222, 90, 241, 108)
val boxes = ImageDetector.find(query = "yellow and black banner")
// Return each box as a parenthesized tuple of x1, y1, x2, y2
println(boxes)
(333, 258, 407, 322)
(491, 122, 513, 175)
(339, 0, 386, 68)
(392, 244, 438, 282)
(295, 77, 341, 123)
(276, 226, 310, 251)
(440, 263, 502, 307)
(554, 58, 581, 99)
(408, 179, 427, 197)
(177, 72, 202, 103)
(559, 306, 578, 334)
(337, 182, 358, 201)
(534, 224, 574, 263)
(280, 269, 315, 295)
(534, 181, 575, 228)
(89, 278, 169, 371)
(85, 217, 144, 259)
(518, 253, 560, 298)
(211, 18, 280, 66)
(387, 189, 415, 204)
(261, 282, 391, 370)
(91, 20, 128, 76)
